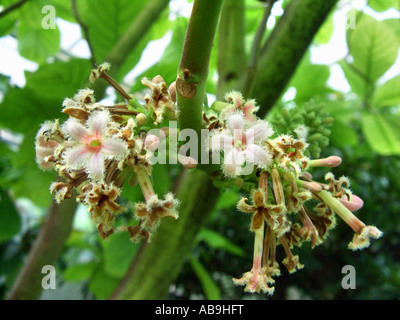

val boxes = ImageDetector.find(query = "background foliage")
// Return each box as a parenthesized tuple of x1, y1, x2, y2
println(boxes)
(0, 0, 399, 300)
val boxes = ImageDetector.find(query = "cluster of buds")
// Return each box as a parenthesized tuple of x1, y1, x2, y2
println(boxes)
(270, 100, 334, 158)
(208, 91, 382, 295)
(35, 64, 181, 242)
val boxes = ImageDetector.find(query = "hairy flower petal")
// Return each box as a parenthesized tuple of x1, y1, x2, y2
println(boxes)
(210, 132, 233, 152)
(88, 152, 105, 180)
(227, 113, 245, 132)
(244, 144, 271, 167)
(101, 138, 128, 157)
(65, 145, 91, 166)
(64, 118, 90, 143)
(88, 110, 110, 138)
(245, 121, 274, 143)
(224, 148, 245, 177)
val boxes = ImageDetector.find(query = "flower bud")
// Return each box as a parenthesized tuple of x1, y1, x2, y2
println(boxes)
(338, 194, 364, 212)
(168, 81, 176, 102)
(136, 113, 148, 126)
(309, 156, 342, 168)
(144, 134, 160, 152)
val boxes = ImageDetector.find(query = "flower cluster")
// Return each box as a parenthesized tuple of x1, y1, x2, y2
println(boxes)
(35, 65, 180, 241)
(208, 91, 382, 295)
(35, 65, 382, 297)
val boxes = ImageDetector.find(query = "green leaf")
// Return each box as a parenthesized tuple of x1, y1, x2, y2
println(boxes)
(314, 12, 334, 45)
(189, 254, 221, 300)
(0, 189, 21, 243)
(362, 112, 400, 155)
(63, 262, 98, 282)
(65, 231, 99, 251)
(17, 0, 60, 64)
(216, 189, 239, 210)
(383, 19, 400, 46)
(9, 129, 56, 206)
(102, 232, 139, 278)
(329, 120, 358, 147)
(0, 59, 90, 205)
(116, 11, 172, 81)
(152, 163, 172, 197)
(0, 0, 19, 36)
(339, 59, 369, 97)
(369, 0, 400, 12)
(198, 228, 245, 257)
(289, 53, 331, 103)
(347, 13, 399, 82)
(77, 0, 148, 63)
(0, 59, 90, 132)
(88, 266, 120, 299)
(51, 0, 76, 23)
(130, 17, 188, 93)
(373, 75, 400, 107)
(0, 74, 11, 94)
(24, 59, 92, 103)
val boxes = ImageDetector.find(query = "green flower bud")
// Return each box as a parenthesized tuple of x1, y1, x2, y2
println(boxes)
(308, 133, 323, 142)
(322, 117, 335, 125)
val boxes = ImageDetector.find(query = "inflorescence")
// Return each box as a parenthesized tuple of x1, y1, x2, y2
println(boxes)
(35, 64, 382, 296)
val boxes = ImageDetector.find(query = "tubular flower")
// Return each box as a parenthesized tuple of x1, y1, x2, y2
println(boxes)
(237, 189, 289, 238)
(63, 110, 128, 180)
(233, 222, 274, 295)
(232, 152, 382, 293)
(210, 113, 274, 177)
(233, 172, 275, 295)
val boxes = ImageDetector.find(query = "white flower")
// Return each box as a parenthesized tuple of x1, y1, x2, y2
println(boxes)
(211, 113, 273, 177)
(63, 110, 128, 180)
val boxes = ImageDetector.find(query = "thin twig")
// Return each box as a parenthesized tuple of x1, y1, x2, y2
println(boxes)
(248, 0, 275, 72)
(99, 72, 132, 101)
(71, 0, 96, 66)
(0, 0, 29, 19)
(241, 0, 275, 97)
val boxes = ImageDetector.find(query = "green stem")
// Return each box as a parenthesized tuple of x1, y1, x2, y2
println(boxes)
(176, 0, 225, 135)
(109, 1, 227, 299)
(244, 0, 339, 117)
(217, 0, 246, 100)
(243, 0, 275, 94)
(7, 198, 77, 300)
